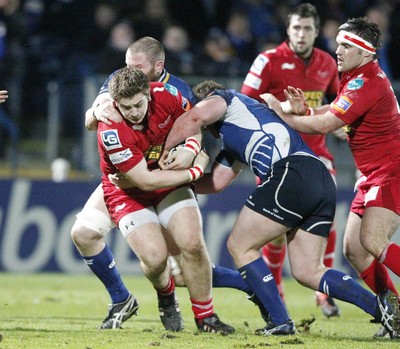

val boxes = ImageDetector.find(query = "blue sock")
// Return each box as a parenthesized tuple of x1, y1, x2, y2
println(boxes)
(319, 269, 377, 317)
(238, 257, 290, 324)
(84, 245, 130, 304)
(212, 264, 252, 294)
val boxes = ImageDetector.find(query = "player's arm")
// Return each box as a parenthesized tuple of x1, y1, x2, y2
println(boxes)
(193, 161, 242, 194)
(261, 92, 345, 134)
(123, 150, 209, 192)
(0, 90, 8, 103)
(85, 93, 123, 131)
(164, 96, 227, 152)
(160, 132, 203, 170)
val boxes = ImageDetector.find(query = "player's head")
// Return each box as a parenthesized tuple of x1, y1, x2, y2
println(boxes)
(125, 36, 165, 82)
(336, 17, 380, 73)
(286, 3, 319, 59)
(193, 80, 226, 102)
(109, 67, 151, 125)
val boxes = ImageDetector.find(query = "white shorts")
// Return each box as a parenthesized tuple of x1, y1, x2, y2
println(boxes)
(118, 186, 198, 238)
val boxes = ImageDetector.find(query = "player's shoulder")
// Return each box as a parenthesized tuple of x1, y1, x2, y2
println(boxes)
(313, 48, 336, 63)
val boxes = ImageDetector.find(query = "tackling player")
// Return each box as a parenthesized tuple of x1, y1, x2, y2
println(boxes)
(241, 2, 341, 318)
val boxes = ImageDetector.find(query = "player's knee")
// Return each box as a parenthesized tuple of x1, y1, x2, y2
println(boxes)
(71, 222, 102, 248)
(180, 239, 206, 260)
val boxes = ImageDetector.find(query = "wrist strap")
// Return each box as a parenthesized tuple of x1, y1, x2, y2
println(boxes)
(305, 108, 314, 116)
(184, 137, 201, 156)
(187, 165, 204, 182)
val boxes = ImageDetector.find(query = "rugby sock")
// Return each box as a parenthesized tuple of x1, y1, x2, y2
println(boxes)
(212, 264, 252, 294)
(156, 276, 175, 296)
(379, 242, 400, 277)
(238, 257, 290, 325)
(323, 228, 336, 268)
(261, 243, 286, 300)
(83, 245, 130, 304)
(319, 269, 377, 316)
(191, 297, 214, 319)
(360, 258, 399, 295)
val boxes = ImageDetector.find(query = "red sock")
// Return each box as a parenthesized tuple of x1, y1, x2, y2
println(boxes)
(191, 297, 214, 319)
(156, 276, 175, 296)
(262, 242, 286, 300)
(323, 228, 336, 268)
(360, 258, 398, 296)
(380, 242, 400, 280)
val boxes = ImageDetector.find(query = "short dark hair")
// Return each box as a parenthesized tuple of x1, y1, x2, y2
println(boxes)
(338, 17, 381, 54)
(109, 67, 150, 102)
(287, 3, 320, 31)
(193, 80, 226, 101)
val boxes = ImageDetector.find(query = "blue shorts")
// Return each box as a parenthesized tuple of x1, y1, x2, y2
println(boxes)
(245, 155, 336, 237)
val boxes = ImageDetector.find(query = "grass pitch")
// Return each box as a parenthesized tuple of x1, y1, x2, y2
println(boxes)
(0, 272, 399, 348)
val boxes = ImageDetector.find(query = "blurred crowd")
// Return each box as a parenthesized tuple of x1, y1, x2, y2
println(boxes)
(1, 0, 399, 162)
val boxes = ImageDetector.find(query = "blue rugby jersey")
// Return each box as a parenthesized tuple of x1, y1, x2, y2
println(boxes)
(211, 89, 316, 181)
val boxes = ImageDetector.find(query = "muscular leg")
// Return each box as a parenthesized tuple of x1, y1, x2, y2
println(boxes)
(227, 206, 291, 326)
(126, 223, 170, 289)
(344, 211, 398, 294)
(71, 184, 130, 305)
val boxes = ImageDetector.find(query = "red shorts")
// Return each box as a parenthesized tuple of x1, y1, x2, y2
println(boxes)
(351, 161, 400, 216)
(103, 182, 175, 224)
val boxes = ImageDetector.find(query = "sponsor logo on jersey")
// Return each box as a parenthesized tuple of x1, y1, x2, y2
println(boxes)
(115, 202, 126, 212)
(146, 145, 163, 161)
(158, 114, 172, 128)
(342, 275, 352, 281)
(153, 86, 165, 93)
(101, 130, 122, 150)
(164, 83, 178, 96)
(303, 91, 324, 108)
(250, 54, 269, 75)
(332, 95, 353, 114)
(317, 70, 329, 78)
(109, 148, 133, 164)
(347, 78, 364, 90)
(281, 62, 295, 70)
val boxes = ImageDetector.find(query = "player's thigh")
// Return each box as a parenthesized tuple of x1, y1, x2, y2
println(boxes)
(286, 229, 326, 285)
(126, 222, 169, 267)
(167, 206, 204, 252)
(361, 206, 400, 255)
(228, 205, 289, 256)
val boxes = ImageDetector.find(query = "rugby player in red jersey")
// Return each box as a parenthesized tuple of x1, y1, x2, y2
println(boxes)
(262, 16, 400, 339)
(97, 67, 234, 334)
(241, 3, 341, 317)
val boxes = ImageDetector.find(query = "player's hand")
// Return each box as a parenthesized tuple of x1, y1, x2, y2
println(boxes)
(0, 90, 8, 103)
(284, 86, 308, 115)
(260, 93, 283, 114)
(193, 149, 209, 171)
(108, 172, 136, 189)
(94, 101, 122, 125)
(331, 127, 347, 140)
(163, 145, 196, 170)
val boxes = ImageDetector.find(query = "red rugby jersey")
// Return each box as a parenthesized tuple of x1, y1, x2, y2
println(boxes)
(241, 41, 339, 162)
(97, 82, 190, 196)
(330, 60, 400, 175)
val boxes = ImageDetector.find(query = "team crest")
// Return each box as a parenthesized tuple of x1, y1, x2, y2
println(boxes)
(347, 78, 364, 90)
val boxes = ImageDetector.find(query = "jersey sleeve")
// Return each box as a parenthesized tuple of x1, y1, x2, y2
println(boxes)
(241, 52, 272, 101)
(330, 78, 377, 124)
(99, 122, 144, 173)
